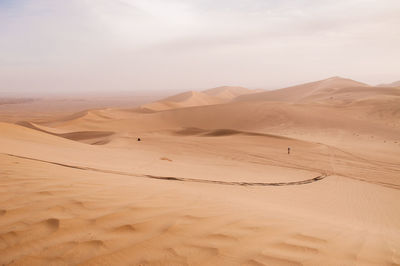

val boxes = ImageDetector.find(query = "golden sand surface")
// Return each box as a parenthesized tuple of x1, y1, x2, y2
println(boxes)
(1, 77, 400, 265)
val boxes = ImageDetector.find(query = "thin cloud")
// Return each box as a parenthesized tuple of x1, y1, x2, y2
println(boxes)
(0, 0, 399, 96)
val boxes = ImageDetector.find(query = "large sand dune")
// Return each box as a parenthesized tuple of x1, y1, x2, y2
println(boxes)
(234, 76, 369, 103)
(1, 77, 400, 265)
(203, 86, 261, 100)
(378, 80, 400, 87)
(142, 86, 261, 111)
(142, 91, 225, 111)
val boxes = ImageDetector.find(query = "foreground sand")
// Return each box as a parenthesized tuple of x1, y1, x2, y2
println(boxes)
(1, 119, 400, 265)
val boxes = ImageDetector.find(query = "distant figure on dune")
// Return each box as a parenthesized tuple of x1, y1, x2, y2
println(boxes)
(137, 138, 141, 142)
(288, 147, 291, 154)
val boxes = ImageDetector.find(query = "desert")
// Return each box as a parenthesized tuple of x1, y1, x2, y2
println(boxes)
(1, 1, 400, 265)
(1, 77, 400, 265)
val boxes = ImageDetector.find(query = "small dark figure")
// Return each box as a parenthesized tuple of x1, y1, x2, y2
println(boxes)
(288, 147, 291, 154)
(137, 138, 141, 142)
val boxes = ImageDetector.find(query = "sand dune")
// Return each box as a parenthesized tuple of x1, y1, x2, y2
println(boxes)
(235, 76, 368, 103)
(300, 86, 400, 104)
(1, 132, 399, 265)
(175, 128, 293, 138)
(36, 94, 400, 164)
(203, 86, 261, 100)
(0, 94, 164, 123)
(142, 90, 225, 111)
(142, 86, 260, 111)
(16, 121, 114, 144)
(378, 80, 400, 87)
(1, 77, 400, 265)
(0, 98, 36, 105)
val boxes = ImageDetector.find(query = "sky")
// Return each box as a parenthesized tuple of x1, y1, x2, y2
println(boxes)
(0, 0, 399, 96)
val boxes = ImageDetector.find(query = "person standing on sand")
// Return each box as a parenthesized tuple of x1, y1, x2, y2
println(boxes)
(288, 147, 291, 154)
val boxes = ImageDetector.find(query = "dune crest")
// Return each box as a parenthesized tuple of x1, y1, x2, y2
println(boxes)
(203, 86, 262, 100)
(377, 80, 400, 87)
(15, 121, 114, 145)
(142, 86, 261, 111)
(142, 90, 224, 111)
(235, 76, 369, 103)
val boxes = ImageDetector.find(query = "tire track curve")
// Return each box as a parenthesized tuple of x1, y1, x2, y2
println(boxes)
(3, 153, 328, 187)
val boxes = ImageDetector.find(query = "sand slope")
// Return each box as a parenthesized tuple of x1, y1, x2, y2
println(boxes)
(203, 86, 261, 100)
(1, 77, 400, 265)
(142, 86, 260, 111)
(235, 76, 368, 103)
(378, 80, 400, 87)
(15, 121, 114, 144)
(142, 91, 225, 111)
(300, 86, 400, 105)
(1, 120, 400, 265)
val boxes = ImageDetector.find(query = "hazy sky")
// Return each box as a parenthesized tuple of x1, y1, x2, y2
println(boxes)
(1, 0, 399, 96)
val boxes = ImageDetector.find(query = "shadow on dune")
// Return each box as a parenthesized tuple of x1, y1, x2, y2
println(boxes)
(16, 121, 114, 145)
(175, 127, 292, 140)
(174, 127, 208, 135)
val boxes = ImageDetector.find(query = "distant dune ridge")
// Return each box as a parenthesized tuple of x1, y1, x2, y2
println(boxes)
(202, 86, 262, 100)
(0, 98, 36, 105)
(0, 76, 400, 265)
(14, 76, 400, 145)
(141, 86, 261, 111)
(142, 76, 400, 112)
(377, 80, 400, 87)
(234, 76, 369, 103)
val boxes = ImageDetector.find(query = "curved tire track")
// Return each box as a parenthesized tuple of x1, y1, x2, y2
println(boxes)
(3, 153, 328, 187)
(144, 174, 327, 186)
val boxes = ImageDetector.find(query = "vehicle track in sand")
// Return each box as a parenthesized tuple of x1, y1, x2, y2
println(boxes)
(2, 153, 328, 187)
(321, 144, 400, 190)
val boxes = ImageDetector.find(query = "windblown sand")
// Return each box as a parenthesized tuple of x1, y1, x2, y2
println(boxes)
(1, 79, 400, 265)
